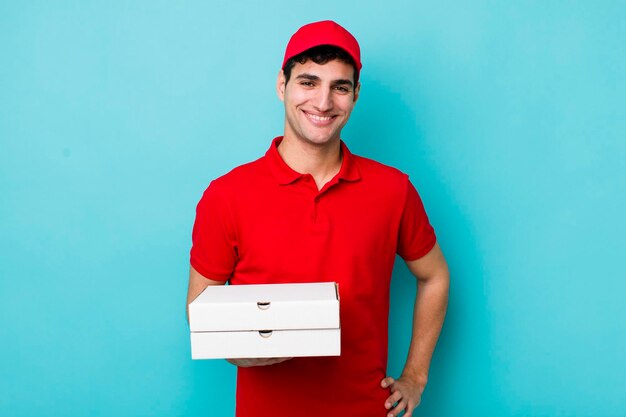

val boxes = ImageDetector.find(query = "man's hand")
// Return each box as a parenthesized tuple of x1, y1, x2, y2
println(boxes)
(226, 357, 293, 367)
(381, 374, 426, 417)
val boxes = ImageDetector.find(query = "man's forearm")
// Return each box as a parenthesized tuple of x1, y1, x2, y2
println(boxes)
(186, 265, 226, 323)
(401, 273, 449, 384)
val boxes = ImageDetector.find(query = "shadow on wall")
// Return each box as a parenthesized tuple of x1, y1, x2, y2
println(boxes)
(347, 77, 500, 414)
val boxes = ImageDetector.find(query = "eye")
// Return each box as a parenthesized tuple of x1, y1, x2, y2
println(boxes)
(300, 81, 315, 87)
(334, 86, 350, 93)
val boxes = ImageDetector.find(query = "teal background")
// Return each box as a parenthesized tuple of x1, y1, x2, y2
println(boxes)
(1, 1, 624, 416)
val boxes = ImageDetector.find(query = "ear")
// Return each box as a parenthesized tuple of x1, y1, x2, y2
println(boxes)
(276, 70, 286, 102)
(353, 81, 361, 103)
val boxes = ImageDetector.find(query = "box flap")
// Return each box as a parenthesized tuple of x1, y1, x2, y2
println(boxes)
(193, 282, 338, 303)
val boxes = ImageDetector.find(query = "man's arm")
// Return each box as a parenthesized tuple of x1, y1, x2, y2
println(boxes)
(186, 265, 226, 323)
(186, 265, 292, 367)
(381, 242, 450, 417)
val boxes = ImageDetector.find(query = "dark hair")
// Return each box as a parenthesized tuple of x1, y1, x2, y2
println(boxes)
(283, 45, 359, 85)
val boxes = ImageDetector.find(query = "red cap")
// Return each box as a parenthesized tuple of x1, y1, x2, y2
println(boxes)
(281, 20, 362, 72)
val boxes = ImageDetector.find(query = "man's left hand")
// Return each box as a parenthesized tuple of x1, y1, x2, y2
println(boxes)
(380, 374, 426, 417)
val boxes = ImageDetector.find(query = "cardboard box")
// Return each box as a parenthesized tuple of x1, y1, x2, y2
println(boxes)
(189, 282, 340, 359)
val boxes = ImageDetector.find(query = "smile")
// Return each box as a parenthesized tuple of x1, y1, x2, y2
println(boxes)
(303, 111, 336, 126)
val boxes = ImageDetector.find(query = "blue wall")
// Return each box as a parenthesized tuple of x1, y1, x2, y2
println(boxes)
(1, 1, 624, 416)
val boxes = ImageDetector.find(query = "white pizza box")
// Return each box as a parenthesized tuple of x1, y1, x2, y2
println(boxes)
(190, 328, 340, 359)
(189, 282, 340, 359)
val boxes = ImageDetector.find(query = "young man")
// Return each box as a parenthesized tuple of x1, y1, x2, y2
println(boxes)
(187, 20, 449, 417)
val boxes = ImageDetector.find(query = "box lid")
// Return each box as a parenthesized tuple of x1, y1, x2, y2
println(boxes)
(189, 282, 339, 332)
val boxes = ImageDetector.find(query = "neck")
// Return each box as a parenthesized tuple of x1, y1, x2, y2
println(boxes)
(277, 136, 343, 189)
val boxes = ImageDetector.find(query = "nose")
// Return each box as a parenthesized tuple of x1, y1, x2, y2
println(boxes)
(312, 87, 333, 112)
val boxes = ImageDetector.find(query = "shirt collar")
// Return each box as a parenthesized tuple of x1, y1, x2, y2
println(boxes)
(265, 136, 361, 185)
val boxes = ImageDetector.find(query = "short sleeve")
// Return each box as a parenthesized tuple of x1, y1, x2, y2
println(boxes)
(189, 181, 238, 281)
(397, 179, 437, 261)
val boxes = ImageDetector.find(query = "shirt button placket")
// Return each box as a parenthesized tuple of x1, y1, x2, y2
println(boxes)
(312, 195, 318, 222)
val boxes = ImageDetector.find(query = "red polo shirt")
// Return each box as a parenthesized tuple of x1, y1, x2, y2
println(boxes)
(191, 137, 436, 417)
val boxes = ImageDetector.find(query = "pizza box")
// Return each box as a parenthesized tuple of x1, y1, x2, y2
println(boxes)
(189, 282, 340, 359)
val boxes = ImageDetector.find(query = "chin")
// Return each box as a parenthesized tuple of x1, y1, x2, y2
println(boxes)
(306, 137, 338, 147)
(304, 130, 340, 144)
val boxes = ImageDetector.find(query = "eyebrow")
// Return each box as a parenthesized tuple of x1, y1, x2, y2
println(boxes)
(295, 73, 354, 88)
(295, 73, 320, 82)
(332, 79, 354, 88)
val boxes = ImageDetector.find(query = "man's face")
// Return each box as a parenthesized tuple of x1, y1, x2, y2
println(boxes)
(277, 59, 360, 147)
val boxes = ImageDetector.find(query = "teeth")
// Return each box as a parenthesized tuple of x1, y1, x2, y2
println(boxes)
(307, 113, 333, 122)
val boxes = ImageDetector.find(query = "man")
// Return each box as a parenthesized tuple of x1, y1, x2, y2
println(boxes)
(187, 20, 449, 417)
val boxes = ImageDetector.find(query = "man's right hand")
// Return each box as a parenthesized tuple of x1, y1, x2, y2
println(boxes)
(226, 357, 293, 367)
